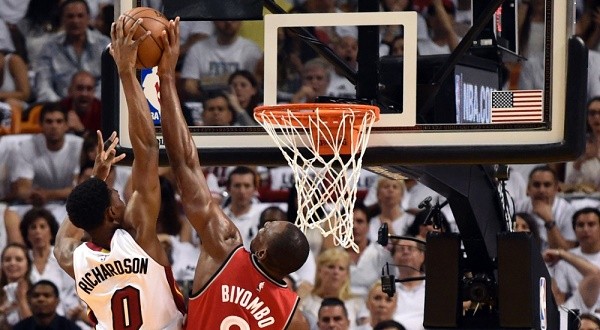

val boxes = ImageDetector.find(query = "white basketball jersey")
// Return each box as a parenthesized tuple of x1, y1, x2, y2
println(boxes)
(73, 229, 185, 330)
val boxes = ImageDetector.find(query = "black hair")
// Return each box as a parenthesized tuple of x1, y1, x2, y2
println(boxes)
(572, 207, 600, 231)
(19, 207, 59, 248)
(59, 0, 90, 16)
(66, 177, 111, 231)
(202, 90, 236, 125)
(353, 201, 369, 222)
(226, 166, 259, 189)
(29, 279, 60, 298)
(318, 297, 348, 317)
(266, 222, 309, 275)
(227, 70, 262, 119)
(528, 165, 558, 182)
(39, 102, 67, 124)
(373, 320, 407, 330)
(513, 212, 542, 248)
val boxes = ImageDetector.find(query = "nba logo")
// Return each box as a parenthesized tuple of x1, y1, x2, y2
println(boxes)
(141, 67, 161, 125)
(539, 277, 547, 330)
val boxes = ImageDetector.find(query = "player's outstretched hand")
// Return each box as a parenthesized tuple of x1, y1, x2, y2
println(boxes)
(157, 16, 180, 76)
(92, 130, 126, 180)
(110, 15, 149, 73)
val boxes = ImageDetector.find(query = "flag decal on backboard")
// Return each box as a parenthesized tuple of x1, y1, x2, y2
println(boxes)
(491, 90, 543, 123)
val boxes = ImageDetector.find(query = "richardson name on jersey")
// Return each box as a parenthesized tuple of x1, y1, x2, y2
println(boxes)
(222, 285, 276, 328)
(78, 258, 149, 294)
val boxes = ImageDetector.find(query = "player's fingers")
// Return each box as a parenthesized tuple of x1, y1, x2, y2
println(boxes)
(128, 18, 143, 42)
(113, 153, 127, 164)
(96, 130, 104, 152)
(107, 135, 119, 151)
(115, 15, 125, 40)
(110, 22, 117, 41)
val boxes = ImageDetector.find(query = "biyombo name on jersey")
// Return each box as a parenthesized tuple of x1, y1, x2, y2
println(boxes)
(222, 285, 275, 328)
(78, 258, 149, 294)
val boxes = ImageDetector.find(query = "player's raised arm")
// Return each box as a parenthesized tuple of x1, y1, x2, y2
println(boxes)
(157, 18, 242, 262)
(109, 16, 168, 266)
(55, 131, 125, 278)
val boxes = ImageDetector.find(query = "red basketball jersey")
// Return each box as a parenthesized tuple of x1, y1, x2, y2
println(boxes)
(186, 246, 299, 329)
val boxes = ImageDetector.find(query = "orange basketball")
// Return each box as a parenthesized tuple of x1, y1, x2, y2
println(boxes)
(122, 7, 169, 69)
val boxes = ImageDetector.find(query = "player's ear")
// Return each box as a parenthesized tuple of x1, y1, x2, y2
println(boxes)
(105, 206, 120, 223)
(254, 248, 267, 260)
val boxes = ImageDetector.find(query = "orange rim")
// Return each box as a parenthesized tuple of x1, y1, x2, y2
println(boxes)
(254, 103, 380, 128)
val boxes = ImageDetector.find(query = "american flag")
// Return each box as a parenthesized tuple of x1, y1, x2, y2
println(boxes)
(491, 90, 544, 123)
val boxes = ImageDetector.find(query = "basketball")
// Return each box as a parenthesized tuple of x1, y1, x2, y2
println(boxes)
(122, 7, 169, 69)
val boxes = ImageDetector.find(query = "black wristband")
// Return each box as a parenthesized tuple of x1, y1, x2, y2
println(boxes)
(544, 220, 556, 230)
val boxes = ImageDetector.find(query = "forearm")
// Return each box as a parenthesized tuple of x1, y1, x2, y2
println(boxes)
(559, 249, 600, 278)
(120, 70, 158, 152)
(40, 186, 73, 202)
(546, 227, 575, 250)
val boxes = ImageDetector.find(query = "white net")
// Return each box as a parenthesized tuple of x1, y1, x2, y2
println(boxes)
(254, 104, 379, 252)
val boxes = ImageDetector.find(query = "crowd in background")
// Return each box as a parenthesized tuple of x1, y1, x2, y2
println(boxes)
(0, 0, 600, 329)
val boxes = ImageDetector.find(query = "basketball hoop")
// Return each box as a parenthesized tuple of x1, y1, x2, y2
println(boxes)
(254, 103, 380, 251)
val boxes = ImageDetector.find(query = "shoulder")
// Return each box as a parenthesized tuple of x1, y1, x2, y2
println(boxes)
(86, 29, 110, 45)
(65, 134, 84, 145)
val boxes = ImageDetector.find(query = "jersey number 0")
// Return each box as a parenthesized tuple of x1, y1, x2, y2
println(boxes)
(111, 286, 143, 329)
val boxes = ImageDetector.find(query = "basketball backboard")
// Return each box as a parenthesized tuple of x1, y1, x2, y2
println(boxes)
(104, 0, 587, 166)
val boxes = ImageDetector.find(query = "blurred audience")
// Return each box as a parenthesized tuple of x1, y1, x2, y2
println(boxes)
(0, 243, 32, 328)
(33, 0, 109, 102)
(12, 279, 81, 330)
(59, 70, 102, 136)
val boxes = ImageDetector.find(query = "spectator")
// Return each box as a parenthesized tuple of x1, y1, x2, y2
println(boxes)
(551, 208, 600, 313)
(565, 97, 600, 192)
(317, 297, 351, 330)
(33, 0, 110, 102)
(223, 166, 266, 248)
(180, 20, 262, 100)
(367, 178, 415, 243)
(199, 91, 238, 126)
(0, 243, 32, 328)
(391, 238, 425, 330)
(300, 248, 369, 329)
(16, 0, 62, 64)
(326, 32, 358, 99)
(7, 102, 83, 209)
(513, 212, 542, 251)
(226, 70, 261, 125)
(514, 165, 577, 250)
(178, 20, 213, 60)
(59, 70, 102, 136)
(362, 281, 400, 330)
(18, 207, 83, 322)
(576, 0, 600, 52)
(349, 202, 394, 299)
(418, 0, 460, 55)
(291, 57, 332, 103)
(12, 279, 81, 330)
